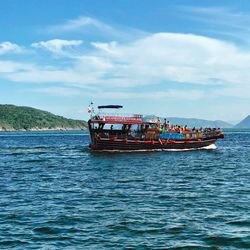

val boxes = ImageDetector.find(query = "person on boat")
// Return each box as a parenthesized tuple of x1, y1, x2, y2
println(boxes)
(169, 124, 174, 132)
(176, 126, 180, 132)
(184, 125, 192, 132)
(161, 125, 166, 133)
(163, 118, 167, 128)
(177, 125, 182, 133)
(167, 121, 170, 130)
(180, 126, 183, 133)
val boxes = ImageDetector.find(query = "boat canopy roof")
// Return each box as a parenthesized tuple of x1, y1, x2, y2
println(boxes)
(90, 115, 148, 125)
(98, 105, 123, 109)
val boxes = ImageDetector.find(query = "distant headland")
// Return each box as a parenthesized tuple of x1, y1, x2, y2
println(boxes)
(234, 115, 250, 128)
(0, 105, 87, 131)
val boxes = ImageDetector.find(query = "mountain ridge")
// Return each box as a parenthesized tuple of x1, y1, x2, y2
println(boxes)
(164, 117, 233, 128)
(234, 115, 250, 128)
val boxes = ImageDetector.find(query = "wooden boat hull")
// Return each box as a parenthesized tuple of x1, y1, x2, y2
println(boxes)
(89, 138, 216, 151)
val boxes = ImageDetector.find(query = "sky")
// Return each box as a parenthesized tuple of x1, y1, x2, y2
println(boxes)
(1, 0, 250, 123)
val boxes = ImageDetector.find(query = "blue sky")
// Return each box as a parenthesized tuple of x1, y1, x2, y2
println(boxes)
(1, 0, 250, 122)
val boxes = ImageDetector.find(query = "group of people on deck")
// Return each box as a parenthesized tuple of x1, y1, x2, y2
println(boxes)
(159, 119, 198, 133)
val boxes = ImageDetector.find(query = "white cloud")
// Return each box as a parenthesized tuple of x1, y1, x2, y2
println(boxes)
(179, 6, 250, 42)
(6, 68, 84, 83)
(33, 87, 81, 96)
(85, 33, 250, 93)
(2, 32, 250, 100)
(47, 16, 147, 41)
(49, 16, 111, 33)
(182, 6, 250, 27)
(93, 90, 204, 100)
(0, 41, 22, 55)
(0, 60, 33, 73)
(31, 39, 83, 54)
(91, 41, 118, 54)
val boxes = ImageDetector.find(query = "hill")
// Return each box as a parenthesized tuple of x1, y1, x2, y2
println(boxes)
(0, 104, 233, 131)
(166, 117, 233, 128)
(0, 105, 87, 131)
(234, 115, 250, 128)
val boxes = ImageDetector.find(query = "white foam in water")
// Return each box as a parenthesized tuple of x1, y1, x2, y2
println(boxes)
(162, 144, 217, 151)
(202, 144, 217, 150)
(94, 144, 217, 153)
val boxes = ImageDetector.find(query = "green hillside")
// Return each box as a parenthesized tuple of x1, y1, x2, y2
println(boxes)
(0, 105, 87, 131)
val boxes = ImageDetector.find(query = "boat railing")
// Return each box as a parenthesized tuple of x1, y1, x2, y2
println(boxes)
(94, 129, 207, 141)
(202, 129, 222, 139)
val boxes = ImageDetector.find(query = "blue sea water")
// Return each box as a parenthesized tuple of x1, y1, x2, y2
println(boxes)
(0, 129, 249, 249)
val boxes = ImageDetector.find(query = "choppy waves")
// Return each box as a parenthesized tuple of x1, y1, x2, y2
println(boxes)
(0, 130, 249, 249)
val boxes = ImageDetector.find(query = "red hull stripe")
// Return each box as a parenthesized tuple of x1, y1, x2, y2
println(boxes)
(98, 138, 202, 144)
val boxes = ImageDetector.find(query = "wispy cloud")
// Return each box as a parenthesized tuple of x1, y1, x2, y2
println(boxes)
(31, 39, 83, 55)
(180, 6, 248, 27)
(46, 16, 148, 41)
(0, 41, 23, 55)
(0, 60, 33, 73)
(179, 6, 250, 42)
(48, 16, 114, 33)
(93, 90, 204, 100)
(33, 87, 81, 96)
(91, 41, 118, 54)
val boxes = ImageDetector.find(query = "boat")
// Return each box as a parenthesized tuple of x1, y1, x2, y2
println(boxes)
(87, 104, 224, 151)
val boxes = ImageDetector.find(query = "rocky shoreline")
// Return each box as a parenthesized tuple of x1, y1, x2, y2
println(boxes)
(0, 126, 87, 132)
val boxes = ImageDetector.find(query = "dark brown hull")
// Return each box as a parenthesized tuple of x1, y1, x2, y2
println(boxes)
(90, 138, 216, 151)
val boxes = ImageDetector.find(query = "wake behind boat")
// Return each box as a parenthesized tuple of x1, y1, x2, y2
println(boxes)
(88, 104, 224, 151)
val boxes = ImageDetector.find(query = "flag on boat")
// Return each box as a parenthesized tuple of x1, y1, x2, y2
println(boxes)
(88, 105, 92, 113)
(88, 102, 94, 113)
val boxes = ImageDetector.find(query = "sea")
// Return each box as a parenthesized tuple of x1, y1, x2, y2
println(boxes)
(0, 129, 249, 249)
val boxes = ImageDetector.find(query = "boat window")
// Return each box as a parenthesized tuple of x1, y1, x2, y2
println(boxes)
(92, 123, 99, 129)
(130, 124, 140, 131)
(102, 124, 123, 130)
(150, 123, 158, 128)
(113, 124, 123, 130)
